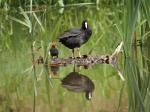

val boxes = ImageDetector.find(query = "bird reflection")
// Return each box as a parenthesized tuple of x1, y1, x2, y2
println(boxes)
(50, 65, 59, 75)
(61, 71, 95, 100)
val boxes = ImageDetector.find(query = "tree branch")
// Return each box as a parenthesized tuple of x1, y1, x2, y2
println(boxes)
(49, 41, 125, 81)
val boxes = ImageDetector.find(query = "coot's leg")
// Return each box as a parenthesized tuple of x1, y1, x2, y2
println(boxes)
(72, 49, 75, 58)
(77, 48, 81, 57)
(76, 65, 81, 72)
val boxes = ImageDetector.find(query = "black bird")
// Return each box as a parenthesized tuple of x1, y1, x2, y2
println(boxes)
(61, 72, 95, 100)
(59, 20, 92, 57)
(49, 43, 59, 58)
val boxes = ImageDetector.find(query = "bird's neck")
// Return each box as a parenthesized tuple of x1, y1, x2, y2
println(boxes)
(51, 45, 56, 48)
(81, 26, 88, 30)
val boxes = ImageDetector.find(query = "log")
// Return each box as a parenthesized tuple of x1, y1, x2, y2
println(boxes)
(49, 42, 125, 81)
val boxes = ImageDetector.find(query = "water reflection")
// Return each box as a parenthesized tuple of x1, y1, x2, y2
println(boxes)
(61, 71, 95, 100)
(50, 65, 60, 75)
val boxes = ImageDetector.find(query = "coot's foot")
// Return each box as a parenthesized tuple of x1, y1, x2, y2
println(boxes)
(82, 54, 88, 58)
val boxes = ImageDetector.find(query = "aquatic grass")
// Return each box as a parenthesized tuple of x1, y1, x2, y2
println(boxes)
(33, 12, 45, 32)
(122, 0, 150, 112)
(140, 22, 150, 112)
(31, 42, 38, 112)
(88, 33, 104, 55)
(0, 5, 127, 112)
(40, 40, 53, 105)
(1, 1, 150, 111)
(123, 0, 142, 111)
(9, 7, 32, 33)
(0, 49, 32, 111)
(141, 0, 150, 26)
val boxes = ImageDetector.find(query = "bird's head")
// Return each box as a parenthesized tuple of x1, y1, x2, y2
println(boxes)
(85, 91, 92, 100)
(51, 42, 57, 48)
(81, 20, 88, 30)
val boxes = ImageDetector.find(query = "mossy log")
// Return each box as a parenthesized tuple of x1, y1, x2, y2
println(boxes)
(49, 42, 125, 81)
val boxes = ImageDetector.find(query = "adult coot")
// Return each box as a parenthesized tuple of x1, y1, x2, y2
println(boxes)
(49, 43, 59, 58)
(59, 20, 92, 57)
(61, 72, 95, 100)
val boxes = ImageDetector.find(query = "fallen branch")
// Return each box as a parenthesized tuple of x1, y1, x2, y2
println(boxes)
(49, 41, 125, 81)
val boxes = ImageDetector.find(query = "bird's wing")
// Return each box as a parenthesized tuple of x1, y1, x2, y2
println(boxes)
(59, 28, 83, 39)
(62, 79, 82, 86)
(62, 84, 84, 92)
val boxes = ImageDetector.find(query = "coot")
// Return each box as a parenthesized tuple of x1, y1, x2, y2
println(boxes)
(49, 43, 59, 58)
(61, 72, 95, 100)
(59, 20, 92, 57)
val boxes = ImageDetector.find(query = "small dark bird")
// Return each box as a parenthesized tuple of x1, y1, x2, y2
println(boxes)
(61, 72, 95, 100)
(49, 43, 59, 58)
(59, 20, 92, 57)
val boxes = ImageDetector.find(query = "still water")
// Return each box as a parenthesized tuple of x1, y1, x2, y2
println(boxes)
(1, 5, 146, 112)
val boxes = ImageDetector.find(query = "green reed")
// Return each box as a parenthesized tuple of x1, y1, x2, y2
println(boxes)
(122, 0, 150, 112)
(0, 0, 150, 112)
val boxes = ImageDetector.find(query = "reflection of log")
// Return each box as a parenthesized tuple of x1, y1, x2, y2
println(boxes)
(49, 42, 125, 81)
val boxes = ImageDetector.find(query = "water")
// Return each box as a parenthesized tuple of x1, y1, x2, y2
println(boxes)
(0, 5, 136, 112)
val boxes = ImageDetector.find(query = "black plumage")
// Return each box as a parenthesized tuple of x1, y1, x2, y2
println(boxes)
(50, 43, 59, 58)
(59, 20, 92, 57)
(61, 72, 95, 100)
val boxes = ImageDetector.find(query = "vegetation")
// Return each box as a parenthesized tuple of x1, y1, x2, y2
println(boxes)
(0, 0, 150, 112)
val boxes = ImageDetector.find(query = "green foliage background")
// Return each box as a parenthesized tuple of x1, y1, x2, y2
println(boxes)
(0, 0, 150, 112)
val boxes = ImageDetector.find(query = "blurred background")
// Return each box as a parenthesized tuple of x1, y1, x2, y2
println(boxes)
(0, 0, 150, 112)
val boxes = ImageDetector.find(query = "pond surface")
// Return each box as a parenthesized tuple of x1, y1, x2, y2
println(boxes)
(1, 4, 148, 112)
